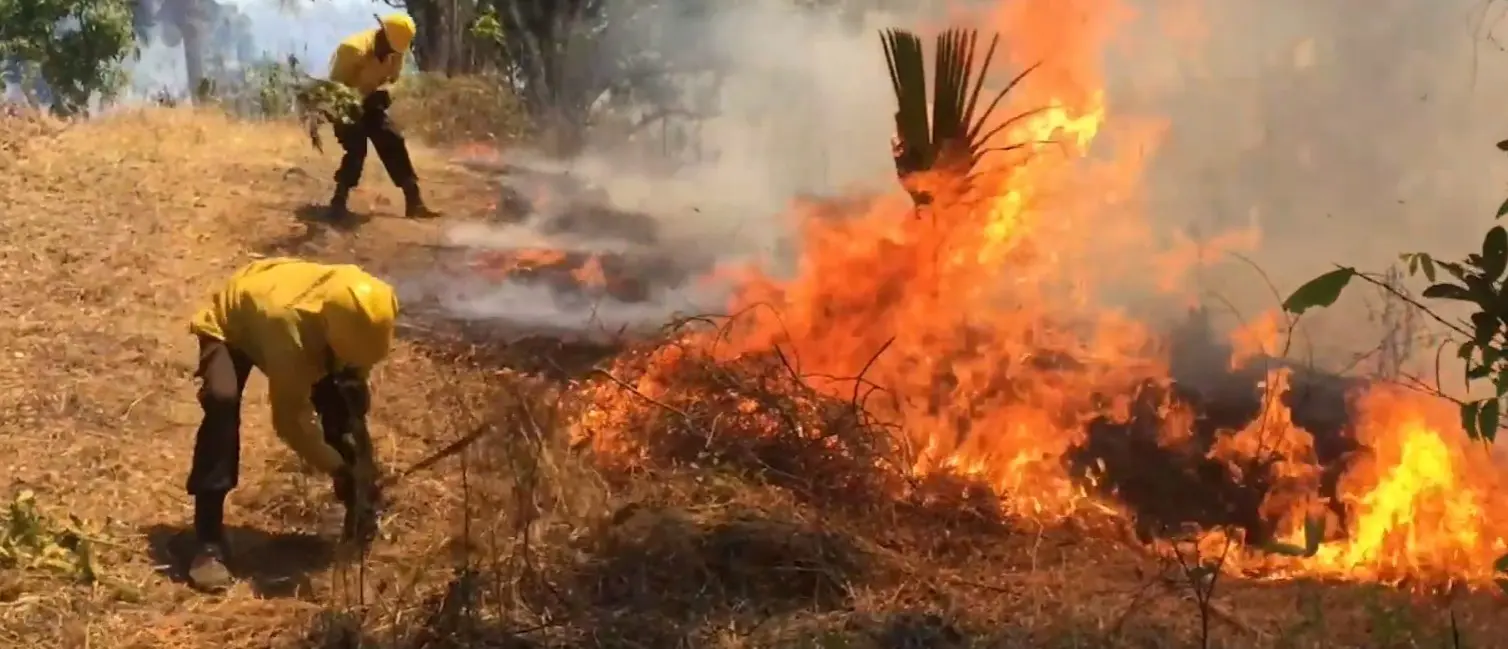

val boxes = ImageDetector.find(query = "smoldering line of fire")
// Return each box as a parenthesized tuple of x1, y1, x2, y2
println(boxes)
(391, 1, 937, 341)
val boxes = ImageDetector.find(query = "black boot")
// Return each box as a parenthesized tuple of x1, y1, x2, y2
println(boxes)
(188, 493, 233, 593)
(401, 182, 442, 219)
(327, 185, 352, 221)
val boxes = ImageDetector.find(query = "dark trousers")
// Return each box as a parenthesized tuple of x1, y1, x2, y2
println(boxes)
(333, 98, 417, 189)
(187, 336, 357, 542)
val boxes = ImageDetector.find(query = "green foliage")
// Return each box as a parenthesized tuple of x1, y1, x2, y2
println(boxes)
(1281, 267, 1357, 315)
(0, 490, 99, 583)
(297, 77, 362, 151)
(1280, 135, 1508, 587)
(237, 55, 366, 152)
(0, 0, 136, 116)
(1390, 230, 1508, 443)
(470, 5, 506, 47)
(190, 54, 360, 151)
(1281, 222, 1508, 443)
(246, 59, 303, 117)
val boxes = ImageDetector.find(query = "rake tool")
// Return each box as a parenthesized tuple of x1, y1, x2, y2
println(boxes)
(376, 424, 493, 491)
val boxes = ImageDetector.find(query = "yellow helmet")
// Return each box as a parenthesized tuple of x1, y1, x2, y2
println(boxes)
(323, 275, 400, 370)
(379, 13, 418, 53)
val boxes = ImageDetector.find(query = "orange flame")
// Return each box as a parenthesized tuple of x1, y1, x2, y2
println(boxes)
(1263, 387, 1508, 586)
(565, 0, 1508, 592)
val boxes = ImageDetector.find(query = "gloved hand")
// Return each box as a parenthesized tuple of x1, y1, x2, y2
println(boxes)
(333, 467, 382, 547)
(329, 368, 370, 417)
(363, 88, 393, 114)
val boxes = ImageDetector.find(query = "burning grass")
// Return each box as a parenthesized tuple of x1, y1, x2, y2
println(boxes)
(292, 329, 1508, 648)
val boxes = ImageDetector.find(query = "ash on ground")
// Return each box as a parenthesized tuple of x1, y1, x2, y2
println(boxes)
(401, 152, 746, 344)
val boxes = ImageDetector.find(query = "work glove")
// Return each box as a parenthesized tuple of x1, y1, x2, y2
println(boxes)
(334, 466, 382, 547)
(326, 367, 380, 547)
(363, 88, 393, 114)
(329, 368, 371, 418)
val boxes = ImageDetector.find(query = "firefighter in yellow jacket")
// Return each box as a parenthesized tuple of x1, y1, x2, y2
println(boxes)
(184, 258, 399, 592)
(325, 13, 440, 220)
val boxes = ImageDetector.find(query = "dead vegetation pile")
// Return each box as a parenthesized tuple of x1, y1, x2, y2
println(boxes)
(296, 343, 1065, 649)
(309, 313, 1506, 649)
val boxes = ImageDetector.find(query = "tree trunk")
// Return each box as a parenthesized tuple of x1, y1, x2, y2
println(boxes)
(436, 6, 456, 75)
(162, 0, 206, 93)
(408, 0, 444, 71)
(181, 21, 204, 93)
(408, 0, 488, 75)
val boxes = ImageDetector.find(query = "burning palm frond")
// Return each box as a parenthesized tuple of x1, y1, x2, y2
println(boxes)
(880, 27, 1040, 204)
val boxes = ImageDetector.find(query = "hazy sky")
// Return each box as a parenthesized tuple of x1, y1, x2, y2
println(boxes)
(128, 0, 401, 94)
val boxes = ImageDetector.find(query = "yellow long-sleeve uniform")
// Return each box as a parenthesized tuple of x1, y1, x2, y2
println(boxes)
(328, 28, 406, 97)
(190, 258, 398, 473)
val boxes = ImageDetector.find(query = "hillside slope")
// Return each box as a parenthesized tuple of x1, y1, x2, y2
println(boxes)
(0, 108, 501, 648)
(0, 109, 1504, 649)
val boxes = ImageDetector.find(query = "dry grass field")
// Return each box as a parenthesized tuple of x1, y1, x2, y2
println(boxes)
(0, 103, 1505, 649)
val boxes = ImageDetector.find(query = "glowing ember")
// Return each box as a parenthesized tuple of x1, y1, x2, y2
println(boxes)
(471, 247, 572, 276)
(468, 247, 655, 302)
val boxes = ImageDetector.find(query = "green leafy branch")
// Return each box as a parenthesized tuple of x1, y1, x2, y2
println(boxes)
(296, 77, 362, 152)
(1278, 161, 1508, 592)
(231, 55, 363, 153)
(470, 6, 507, 47)
(1, 490, 100, 583)
(1282, 221, 1508, 442)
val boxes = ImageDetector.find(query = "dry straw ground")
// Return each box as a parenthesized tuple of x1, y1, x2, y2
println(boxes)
(0, 102, 1505, 649)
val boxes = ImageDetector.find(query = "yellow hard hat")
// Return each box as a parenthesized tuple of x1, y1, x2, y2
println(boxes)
(379, 13, 417, 53)
(323, 276, 400, 370)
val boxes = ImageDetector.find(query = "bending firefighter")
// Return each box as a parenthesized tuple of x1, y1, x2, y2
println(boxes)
(325, 13, 441, 220)
(184, 258, 399, 593)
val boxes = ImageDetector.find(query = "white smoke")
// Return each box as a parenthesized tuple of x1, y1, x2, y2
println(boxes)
(125, 0, 388, 99)
(426, 0, 947, 337)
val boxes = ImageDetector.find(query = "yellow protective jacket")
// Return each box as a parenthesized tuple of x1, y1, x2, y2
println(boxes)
(328, 28, 406, 97)
(190, 258, 397, 473)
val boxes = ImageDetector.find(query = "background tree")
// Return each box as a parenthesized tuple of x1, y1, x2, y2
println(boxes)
(130, 0, 206, 90)
(130, 0, 252, 95)
(394, 0, 727, 155)
(0, 0, 136, 115)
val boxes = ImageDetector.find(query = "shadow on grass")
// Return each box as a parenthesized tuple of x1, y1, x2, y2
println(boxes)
(144, 523, 335, 599)
(291, 202, 370, 228)
(574, 502, 864, 612)
(305, 501, 870, 648)
(251, 204, 369, 258)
